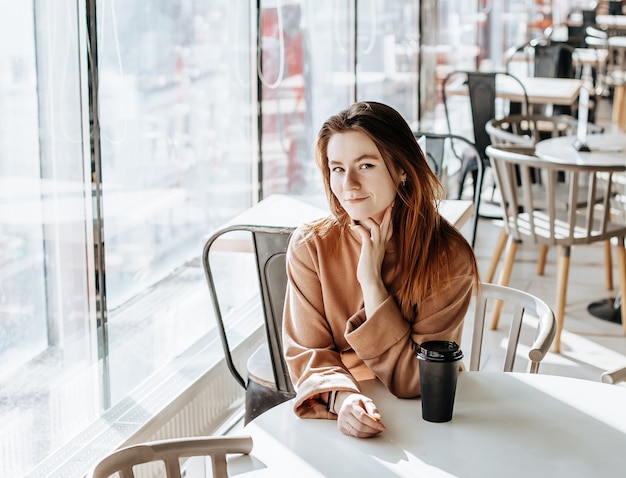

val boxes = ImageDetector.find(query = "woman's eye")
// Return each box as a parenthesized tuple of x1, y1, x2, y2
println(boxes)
(331, 166, 344, 173)
(360, 163, 374, 170)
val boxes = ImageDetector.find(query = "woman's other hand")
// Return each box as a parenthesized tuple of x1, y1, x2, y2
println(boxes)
(335, 391, 386, 438)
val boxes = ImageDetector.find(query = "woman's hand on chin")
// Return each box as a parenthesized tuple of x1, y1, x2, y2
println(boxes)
(350, 205, 392, 313)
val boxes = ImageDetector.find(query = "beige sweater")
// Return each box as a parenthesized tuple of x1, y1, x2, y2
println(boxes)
(282, 221, 475, 419)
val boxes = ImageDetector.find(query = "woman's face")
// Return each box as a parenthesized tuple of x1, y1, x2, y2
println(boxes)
(327, 131, 404, 223)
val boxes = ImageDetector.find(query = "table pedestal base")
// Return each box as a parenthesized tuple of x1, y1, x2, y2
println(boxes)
(587, 295, 622, 324)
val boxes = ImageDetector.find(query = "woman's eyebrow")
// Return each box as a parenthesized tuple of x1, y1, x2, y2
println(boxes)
(328, 153, 378, 165)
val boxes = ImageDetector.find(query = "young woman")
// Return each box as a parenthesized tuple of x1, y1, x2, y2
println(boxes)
(282, 101, 480, 438)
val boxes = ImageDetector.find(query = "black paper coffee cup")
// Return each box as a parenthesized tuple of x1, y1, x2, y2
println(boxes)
(416, 341, 463, 423)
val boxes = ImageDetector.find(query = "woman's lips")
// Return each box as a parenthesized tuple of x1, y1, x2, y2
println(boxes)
(344, 197, 367, 203)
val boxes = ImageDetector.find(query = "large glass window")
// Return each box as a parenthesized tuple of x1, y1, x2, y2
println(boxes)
(356, 0, 419, 121)
(98, 1, 256, 310)
(0, 1, 424, 475)
(97, 0, 256, 406)
(0, 1, 93, 474)
(1, 1, 258, 474)
(258, 0, 352, 196)
(259, 0, 420, 196)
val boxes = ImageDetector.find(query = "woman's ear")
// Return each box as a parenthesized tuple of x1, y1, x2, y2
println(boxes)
(399, 171, 407, 186)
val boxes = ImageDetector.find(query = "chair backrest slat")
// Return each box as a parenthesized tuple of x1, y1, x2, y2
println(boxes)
(253, 229, 294, 392)
(470, 282, 556, 373)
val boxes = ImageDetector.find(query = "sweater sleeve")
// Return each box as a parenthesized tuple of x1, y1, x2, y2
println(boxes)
(345, 248, 475, 399)
(282, 228, 361, 419)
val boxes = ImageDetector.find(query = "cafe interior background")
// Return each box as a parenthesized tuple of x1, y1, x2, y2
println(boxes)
(1, 0, 623, 476)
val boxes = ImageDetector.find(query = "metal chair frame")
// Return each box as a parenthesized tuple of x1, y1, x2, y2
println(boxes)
(202, 224, 296, 423)
(414, 131, 483, 248)
(442, 70, 530, 210)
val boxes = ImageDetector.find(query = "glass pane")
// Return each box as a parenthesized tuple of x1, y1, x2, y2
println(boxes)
(306, 0, 355, 140)
(356, 0, 419, 124)
(97, 1, 256, 404)
(436, 0, 480, 72)
(0, 1, 93, 475)
(260, 0, 355, 196)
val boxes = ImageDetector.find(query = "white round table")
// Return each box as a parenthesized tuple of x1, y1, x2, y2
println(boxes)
(228, 372, 626, 477)
(535, 132, 626, 167)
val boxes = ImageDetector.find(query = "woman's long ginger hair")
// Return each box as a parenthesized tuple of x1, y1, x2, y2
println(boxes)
(309, 101, 479, 318)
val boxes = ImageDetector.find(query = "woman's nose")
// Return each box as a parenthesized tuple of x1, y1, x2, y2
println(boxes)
(344, 170, 359, 189)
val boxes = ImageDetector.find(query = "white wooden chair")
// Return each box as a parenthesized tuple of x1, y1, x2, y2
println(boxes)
(470, 282, 556, 374)
(484, 114, 609, 286)
(485, 145, 626, 352)
(86, 435, 253, 478)
(601, 365, 626, 384)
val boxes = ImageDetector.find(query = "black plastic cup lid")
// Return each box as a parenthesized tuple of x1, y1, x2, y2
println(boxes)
(416, 340, 463, 362)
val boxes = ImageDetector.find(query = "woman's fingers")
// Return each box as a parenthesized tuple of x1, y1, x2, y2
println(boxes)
(344, 421, 384, 438)
(338, 395, 386, 438)
(362, 399, 383, 422)
(357, 205, 393, 245)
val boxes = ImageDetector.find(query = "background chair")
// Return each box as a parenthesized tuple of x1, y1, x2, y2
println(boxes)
(86, 435, 253, 478)
(485, 145, 626, 352)
(601, 364, 626, 384)
(469, 282, 556, 374)
(505, 39, 577, 116)
(203, 225, 296, 424)
(567, 8, 598, 48)
(486, 114, 603, 150)
(484, 114, 609, 284)
(607, 36, 626, 129)
(413, 131, 483, 247)
(442, 70, 529, 216)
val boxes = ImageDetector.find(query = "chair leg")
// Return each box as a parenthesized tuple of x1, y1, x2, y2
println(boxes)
(536, 244, 549, 276)
(490, 237, 519, 329)
(457, 153, 478, 200)
(605, 240, 614, 291)
(485, 227, 507, 283)
(616, 239, 626, 335)
(457, 166, 470, 200)
(552, 245, 571, 354)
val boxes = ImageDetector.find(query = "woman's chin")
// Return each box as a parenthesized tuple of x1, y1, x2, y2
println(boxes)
(347, 213, 366, 224)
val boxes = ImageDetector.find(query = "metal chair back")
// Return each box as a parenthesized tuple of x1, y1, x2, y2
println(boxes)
(414, 131, 483, 247)
(202, 224, 296, 423)
(442, 70, 529, 207)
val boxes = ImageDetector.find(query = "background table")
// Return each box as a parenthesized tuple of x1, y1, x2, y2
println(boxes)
(207, 194, 474, 252)
(445, 76, 582, 106)
(535, 133, 626, 167)
(228, 372, 626, 477)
